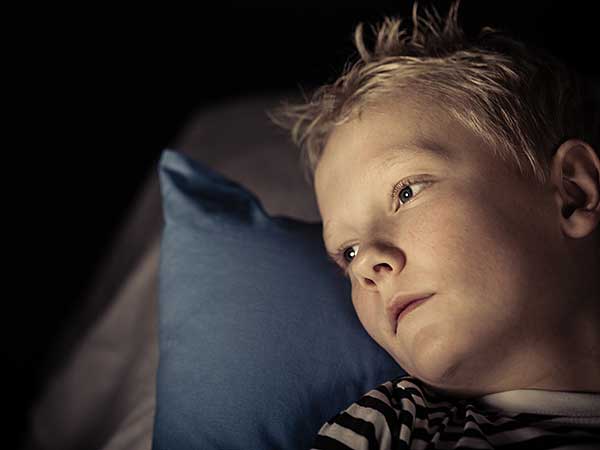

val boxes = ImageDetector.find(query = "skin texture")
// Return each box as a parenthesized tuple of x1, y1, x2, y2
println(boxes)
(314, 97, 600, 399)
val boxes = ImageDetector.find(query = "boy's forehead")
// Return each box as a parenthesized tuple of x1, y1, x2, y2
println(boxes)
(316, 95, 509, 190)
(316, 133, 454, 193)
(320, 98, 457, 165)
(314, 99, 520, 234)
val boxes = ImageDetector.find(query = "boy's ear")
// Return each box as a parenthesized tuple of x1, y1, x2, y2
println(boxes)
(550, 139, 600, 239)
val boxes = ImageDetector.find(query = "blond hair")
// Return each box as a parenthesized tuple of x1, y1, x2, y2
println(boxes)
(267, 0, 600, 188)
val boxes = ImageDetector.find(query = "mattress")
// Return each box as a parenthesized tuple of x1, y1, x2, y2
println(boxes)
(25, 89, 320, 450)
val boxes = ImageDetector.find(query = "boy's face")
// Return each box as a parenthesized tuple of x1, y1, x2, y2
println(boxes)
(314, 98, 593, 397)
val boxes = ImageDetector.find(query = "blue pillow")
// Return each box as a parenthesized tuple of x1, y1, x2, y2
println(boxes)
(153, 149, 405, 450)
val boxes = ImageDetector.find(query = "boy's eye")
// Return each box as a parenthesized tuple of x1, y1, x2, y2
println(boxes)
(398, 185, 414, 204)
(342, 245, 359, 263)
(392, 176, 430, 209)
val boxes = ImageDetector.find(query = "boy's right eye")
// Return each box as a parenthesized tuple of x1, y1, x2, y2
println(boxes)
(342, 245, 359, 263)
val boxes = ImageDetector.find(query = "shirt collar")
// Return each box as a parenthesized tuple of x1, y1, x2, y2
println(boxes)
(473, 388, 600, 417)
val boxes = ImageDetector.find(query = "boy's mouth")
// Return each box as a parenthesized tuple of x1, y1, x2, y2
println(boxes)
(387, 293, 435, 332)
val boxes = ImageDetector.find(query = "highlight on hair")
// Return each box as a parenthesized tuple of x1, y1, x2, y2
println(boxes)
(266, 0, 600, 188)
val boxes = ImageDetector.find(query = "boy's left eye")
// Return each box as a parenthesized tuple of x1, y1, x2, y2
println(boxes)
(392, 175, 431, 210)
(397, 184, 416, 206)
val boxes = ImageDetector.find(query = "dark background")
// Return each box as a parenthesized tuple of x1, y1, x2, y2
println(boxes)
(9, 1, 598, 447)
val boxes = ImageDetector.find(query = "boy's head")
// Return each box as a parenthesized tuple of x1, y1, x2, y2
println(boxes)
(268, 0, 600, 398)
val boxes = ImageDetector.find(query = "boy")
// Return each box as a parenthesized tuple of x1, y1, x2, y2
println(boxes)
(269, 0, 600, 448)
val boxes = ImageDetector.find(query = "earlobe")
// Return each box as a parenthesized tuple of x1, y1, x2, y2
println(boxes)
(551, 139, 600, 239)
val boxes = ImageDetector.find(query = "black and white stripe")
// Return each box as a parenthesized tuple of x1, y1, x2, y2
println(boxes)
(311, 376, 600, 450)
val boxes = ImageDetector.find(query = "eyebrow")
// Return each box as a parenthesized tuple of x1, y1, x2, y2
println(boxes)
(375, 138, 451, 170)
(322, 139, 451, 244)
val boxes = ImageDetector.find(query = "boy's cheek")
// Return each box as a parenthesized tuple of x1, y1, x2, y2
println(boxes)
(352, 293, 385, 341)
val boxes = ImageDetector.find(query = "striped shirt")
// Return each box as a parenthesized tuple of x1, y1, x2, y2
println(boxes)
(311, 375, 600, 450)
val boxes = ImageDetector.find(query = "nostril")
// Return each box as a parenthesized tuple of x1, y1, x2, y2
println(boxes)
(375, 263, 394, 274)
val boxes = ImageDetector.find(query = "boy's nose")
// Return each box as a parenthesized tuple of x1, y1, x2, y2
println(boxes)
(351, 244, 406, 289)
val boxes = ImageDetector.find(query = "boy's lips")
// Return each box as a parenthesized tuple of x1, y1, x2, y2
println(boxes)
(386, 292, 435, 332)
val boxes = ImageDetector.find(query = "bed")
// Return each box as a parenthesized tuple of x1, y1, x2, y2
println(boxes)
(25, 89, 325, 450)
